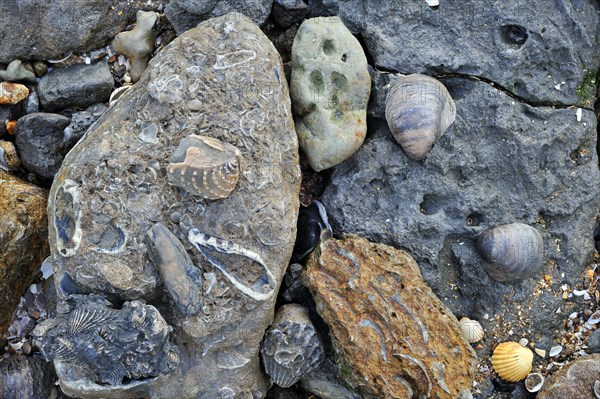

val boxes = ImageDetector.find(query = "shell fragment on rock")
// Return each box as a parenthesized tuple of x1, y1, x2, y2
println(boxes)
(0, 82, 29, 105)
(524, 372, 544, 393)
(385, 74, 456, 161)
(261, 304, 324, 388)
(491, 341, 533, 382)
(167, 135, 241, 200)
(459, 317, 484, 343)
(476, 223, 544, 282)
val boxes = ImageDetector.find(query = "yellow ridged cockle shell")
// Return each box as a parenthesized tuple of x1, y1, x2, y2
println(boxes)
(491, 342, 533, 382)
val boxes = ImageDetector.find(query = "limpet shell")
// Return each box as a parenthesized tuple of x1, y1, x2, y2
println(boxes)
(491, 341, 533, 382)
(524, 372, 544, 393)
(459, 317, 484, 343)
(167, 135, 241, 200)
(385, 74, 456, 161)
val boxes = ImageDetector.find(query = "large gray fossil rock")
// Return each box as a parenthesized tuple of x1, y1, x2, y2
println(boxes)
(323, 76, 599, 343)
(47, 12, 300, 398)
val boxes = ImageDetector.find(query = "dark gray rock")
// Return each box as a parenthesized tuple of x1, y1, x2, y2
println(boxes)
(322, 77, 599, 340)
(310, 0, 600, 106)
(0, 355, 56, 399)
(300, 357, 361, 399)
(589, 329, 600, 353)
(0, 0, 136, 64)
(38, 62, 114, 112)
(165, 0, 273, 35)
(63, 103, 108, 149)
(47, 12, 300, 398)
(272, 0, 308, 28)
(15, 112, 71, 179)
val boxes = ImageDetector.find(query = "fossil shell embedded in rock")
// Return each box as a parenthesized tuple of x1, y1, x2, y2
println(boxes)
(459, 317, 484, 343)
(524, 372, 544, 393)
(261, 304, 324, 388)
(491, 342, 533, 382)
(167, 135, 241, 200)
(476, 223, 543, 283)
(385, 73, 456, 161)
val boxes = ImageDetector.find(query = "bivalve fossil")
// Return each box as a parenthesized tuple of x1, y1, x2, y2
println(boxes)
(459, 317, 484, 343)
(167, 135, 241, 200)
(476, 223, 543, 282)
(491, 341, 533, 382)
(261, 304, 324, 388)
(385, 73, 456, 161)
(524, 372, 544, 393)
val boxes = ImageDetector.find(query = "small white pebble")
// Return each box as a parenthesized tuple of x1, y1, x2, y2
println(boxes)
(425, 0, 440, 6)
(483, 313, 489, 320)
(519, 338, 529, 347)
(84, 56, 91, 65)
(576, 108, 583, 122)
(549, 345, 563, 357)
(569, 312, 579, 319)
(561, 284, 569, 291)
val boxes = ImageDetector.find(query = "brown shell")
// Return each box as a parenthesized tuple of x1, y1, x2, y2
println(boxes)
(491, 342, 533, 382)
(167, 135, 241, 200)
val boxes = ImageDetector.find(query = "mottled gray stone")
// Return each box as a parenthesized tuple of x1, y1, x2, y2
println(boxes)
(0, 355, 56, 399)
(300, 358, 361, 399)
(536, 354, 600, 399)
(322, 77, 599, 340)
(589, 329, 600, 354)
(63, 103, 108, 149)
(0, 60, 37, 84)
(38, 62, 114, 112)
(272, 0, 308, 28)
(0, 0, 136, 64)
(14, 112, 71, 179)
(47, 12, 300, 399)
(165, 0, 273, 35)
(310, 0, 600, 106)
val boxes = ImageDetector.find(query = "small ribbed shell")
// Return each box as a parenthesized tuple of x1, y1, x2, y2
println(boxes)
(459, 317, 484, 343)
(261, 304, 324, 388)
(385, 74, 456, 161)
(491, 342, 533, 382)
(476, 223, 543, 283)
(167, 135, 241, 200)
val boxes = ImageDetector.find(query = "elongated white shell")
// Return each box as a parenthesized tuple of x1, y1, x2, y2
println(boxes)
(459, 317, 484, 343)
(491, 342, 533, 382)
(385, 74, 456, 161)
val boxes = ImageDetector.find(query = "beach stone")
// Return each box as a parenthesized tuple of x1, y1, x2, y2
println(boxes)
(0, 60, 37, 84)
(47, 12, 300, 398)
(63, 104, 108, 149)
(310, 0, 600, 106)
(300, 358, 361, 399)
(290, 17, 370, 171)
(14, 113, 71, 180)
(165, 0, 273, 35)
(0, 171, 49, 340)
(322, 76, 600, 341)
(272, 0, 309, 28)
(0, 0, 136, 64)
(304, 236, 477, 398)
(38, 61, 114, 112)
(588, 329, 600, 353)
(0, 355, 57, 399)
(0, 140, 21, 171)
(0, 82, 29, 105)
(536, 354, 600, 399)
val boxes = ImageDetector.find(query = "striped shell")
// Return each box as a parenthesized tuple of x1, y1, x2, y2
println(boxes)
(477, 223, 543, 283)
(491, 342, 533, 382)
(459, 317, 484, 343)
(167, 135, 241, 200)
(385, 74, 456, 161)
(261, 304, 324, 388)
(68, 306, 115, 334)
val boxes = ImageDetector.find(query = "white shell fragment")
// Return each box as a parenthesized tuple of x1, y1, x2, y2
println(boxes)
(459, 317, 484, 343)
(588, 310, 600, 325)
(524, 372, 544, 393)
(548, 345, 562, 357)
(425, 0, 440, 5)
(576, 108, 583, 122)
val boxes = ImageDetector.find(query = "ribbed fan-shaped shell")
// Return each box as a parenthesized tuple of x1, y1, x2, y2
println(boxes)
(491, 342, 533, 382)
(261, 304, 324, 388)
(459, 317, 484, 343)
(167, 135, 241, 200)
(68, 306, 115, 334)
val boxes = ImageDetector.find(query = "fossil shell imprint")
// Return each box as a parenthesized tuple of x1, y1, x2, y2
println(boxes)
(491, 342, 533, 382)
(167, 135, 241, 200)
(261, 304, 324, 388)
(524, 372, 544, 393)
(459, 317, 484, 344)
(476, 223, 543, 283)
(385, 74, 456, 161)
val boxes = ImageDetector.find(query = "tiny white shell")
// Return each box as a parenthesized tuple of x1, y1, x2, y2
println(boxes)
(525, 372, 544, 393)
(459, 317, 484, 343)
(548, 345, 562, 357)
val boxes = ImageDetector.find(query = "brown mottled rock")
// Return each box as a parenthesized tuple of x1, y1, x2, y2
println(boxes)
(536, 354, 600, 399)
(304, 236, 476, 399)
(0, 82, 29, 105)
(0, 171, 49, 339)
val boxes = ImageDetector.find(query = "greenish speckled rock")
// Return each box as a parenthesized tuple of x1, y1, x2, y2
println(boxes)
(290, 17, 370, 172)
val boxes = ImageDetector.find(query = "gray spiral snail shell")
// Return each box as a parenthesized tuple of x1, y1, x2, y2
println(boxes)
(476, 223, 543, 282)
(385, 74, 456, 161)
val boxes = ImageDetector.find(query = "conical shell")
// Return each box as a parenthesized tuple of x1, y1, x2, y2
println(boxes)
(477, 223, 543, 283)
(491, 342, 533, 382)
(385, 74, 456, 161)
(459, 317, 484, 343)
(167, 135, 241, 200)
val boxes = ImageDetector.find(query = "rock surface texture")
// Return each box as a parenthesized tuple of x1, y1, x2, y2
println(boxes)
(290, 17, 370, 171)
(536, 354, 600, 399)
(47, 12, 300, 398)
(310, 0, 600, 105)
(323, 76, 600, 340)
(304, 236, 477, 399)
(0, 171, 49, 339)
(0, 0, 136, 63)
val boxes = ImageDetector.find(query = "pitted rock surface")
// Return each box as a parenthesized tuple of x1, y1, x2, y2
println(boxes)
(304, 236, 476, 399)
(47, 12, 300, 398)
(536, 354, 600, 399)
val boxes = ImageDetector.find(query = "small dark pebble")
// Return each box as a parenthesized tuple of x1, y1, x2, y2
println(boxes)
(588, 329, 600, 353)
(493, 377, 516, 393)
